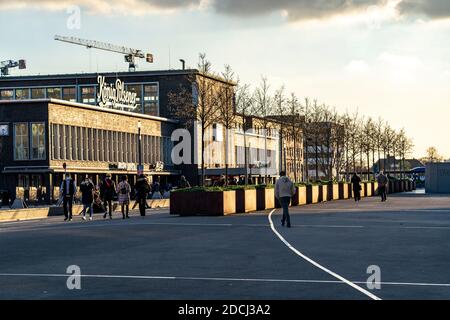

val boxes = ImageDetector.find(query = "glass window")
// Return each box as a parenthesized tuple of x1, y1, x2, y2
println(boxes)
(18, 174, 30, 188)
(62, 87, 76, 102)
(0, 89, 14, 100)
(31, 123, 46, 160)
(15, 88, 29, 100)
(143, 84, 159, 116)
(144, 102, 158, 117)
(31, 88, 45, 99)
(81, 87, 96, 104)
(14, 123, 29, 160)
(47, 87, 61, 99)
(126, 84, 142, 112)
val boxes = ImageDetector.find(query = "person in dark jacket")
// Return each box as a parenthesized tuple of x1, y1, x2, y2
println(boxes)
(351, 173, 362, 202)
(100, 174, 116, 219)
(79, 175, 95, 221)
(135, 174, 151, 217)
(60, 173, 77, 221)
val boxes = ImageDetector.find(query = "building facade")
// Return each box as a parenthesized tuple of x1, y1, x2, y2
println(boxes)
(0, 69, 306, 203)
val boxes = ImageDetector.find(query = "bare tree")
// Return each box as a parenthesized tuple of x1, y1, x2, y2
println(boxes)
(235, 83, 253, 186)
(252, 76, 274, 183)
(168, 53, 220, 186)
(217, 65, 237, 186)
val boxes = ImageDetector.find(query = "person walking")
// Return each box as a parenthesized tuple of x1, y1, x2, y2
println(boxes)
(117, 175, 131, 219)
(275, 171, 295, 228)
(135, 174, 151, 217)
(100, 174, 116, 219)
(377, 171, 388, 202)
(351, 173, 362, 202)
(79, 175, 95, 221)
(60, 173, 77, 221)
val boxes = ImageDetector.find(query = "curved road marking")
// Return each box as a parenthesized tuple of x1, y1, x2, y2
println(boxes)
(268, 209, 382, 301)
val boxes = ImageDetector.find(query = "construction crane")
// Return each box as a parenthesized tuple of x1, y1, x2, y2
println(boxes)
(1, 59, 26, 76)
(54, 35, 153, 72)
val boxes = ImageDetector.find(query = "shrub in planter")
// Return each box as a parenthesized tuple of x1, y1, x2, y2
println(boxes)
(170, 187, 236, 216)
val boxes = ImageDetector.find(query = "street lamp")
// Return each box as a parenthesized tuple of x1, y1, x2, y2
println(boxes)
(137, 121, 143, 174)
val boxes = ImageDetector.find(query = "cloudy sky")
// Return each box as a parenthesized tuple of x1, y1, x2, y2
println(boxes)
(1, 0, 449, 159)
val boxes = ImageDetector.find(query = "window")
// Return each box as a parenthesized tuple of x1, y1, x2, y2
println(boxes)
(31, 123, 46, 160)
(47, 87, 61, 99)
(127, 84, 142, 112)
(0, 89, 13, 100)
(143, 84, 159, 116)
(81, 87, 96, 104)
(62, 87, 76, 102)
(15, 88, 29, 100)
(18, 174, 30, 188)
(14, 123, 29, 160)
(31, 88, 45, 99)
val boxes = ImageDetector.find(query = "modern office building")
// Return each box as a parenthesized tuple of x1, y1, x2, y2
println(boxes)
(0, 69, 300, 203)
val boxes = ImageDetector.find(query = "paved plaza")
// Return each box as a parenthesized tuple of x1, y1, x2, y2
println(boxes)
(1, 192, 450, 300)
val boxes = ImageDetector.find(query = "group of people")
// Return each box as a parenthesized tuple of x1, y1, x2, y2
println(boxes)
(351, 171, 389, 203)
(275, 171, 391, 229)
(60, 173, 184, 221)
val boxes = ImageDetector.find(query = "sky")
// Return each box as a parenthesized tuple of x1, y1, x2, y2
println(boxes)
(1, 0, 449, 159)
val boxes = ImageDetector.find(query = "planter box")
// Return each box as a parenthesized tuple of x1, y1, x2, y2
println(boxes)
(365, 183, 373, 197)
(256, 188, 275, 211)
(360, 184, 366, 198)
(170, 190, 236, 216)
(319, 185, 328, 202)
(388, 181, 395, 194)
(297, 186, 307, 205)
(236, 189, 257, 213)
(338, 183, 349, 199)
(372, 182, 379, 196)
(307, 185, 320, 204)
(0, 207, 50, 222)
(327, 184, 339, 201)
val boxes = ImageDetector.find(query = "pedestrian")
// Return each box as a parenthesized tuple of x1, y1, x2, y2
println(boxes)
(275, 171, 295, 228)
(79, 175, 95, 221)
(135, 174, 151, 216)
(100, 173, 116, 219)
(351, 173, 362, 202)
(151, 178, 162, 199)
(60, 173, 77, 221)
(117, 175, 131, 219)
(376, 171, 388, 202)
(179, 175, 191, 189)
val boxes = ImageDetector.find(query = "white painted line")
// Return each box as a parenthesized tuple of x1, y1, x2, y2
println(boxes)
(268, 209, 382, 300)
(0, 273, 449, 289)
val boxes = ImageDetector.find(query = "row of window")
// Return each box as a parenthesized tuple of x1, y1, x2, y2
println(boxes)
(0, 83, 160, 117)
(14, 123, 46, 161)
(50, 124, 173, 166)
(234, 146, 276, 168)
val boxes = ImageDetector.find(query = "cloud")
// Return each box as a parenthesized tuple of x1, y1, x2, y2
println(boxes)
(2, 0, 450, 20)
(396, 0, 450, 19)
(0, 0, 202, 14)
(212, 0, 389, 21)
(345, 60, 371, 73)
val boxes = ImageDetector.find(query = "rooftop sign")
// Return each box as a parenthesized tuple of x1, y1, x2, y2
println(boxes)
(97, 75, 137, 110)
